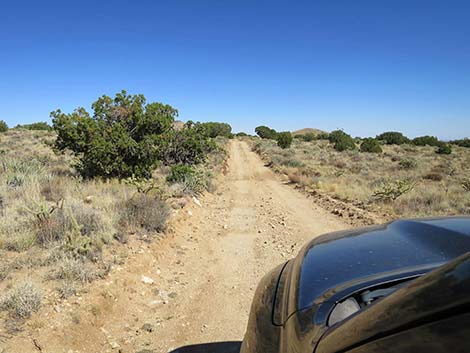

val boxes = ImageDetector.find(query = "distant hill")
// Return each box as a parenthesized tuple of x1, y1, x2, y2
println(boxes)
(172, 120, 185, 130)
(292, 128, 327, 136)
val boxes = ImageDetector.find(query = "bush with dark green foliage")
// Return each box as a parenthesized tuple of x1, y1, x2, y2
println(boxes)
(436, 143, 452, 155)
(360, 138, 382, 153)
(52, 90, 179, 178)
(157, 122, 216, 166)
(198, 122, 232, 138)
(329, 130, 357, 152)
(376, 131, 410, 145)
(316, 132, 330, 140)
(255, 125, 277, 139)
(276, 131, 293, 149)
(295, 133, 316, 142)
(411, 135, 440, 147)
(15, 122, 52, 131)
(0, 120, 8, 132)
(450, 138, 470, 148)
(235, 132, 248, 137)
(167, 164, 195, 183)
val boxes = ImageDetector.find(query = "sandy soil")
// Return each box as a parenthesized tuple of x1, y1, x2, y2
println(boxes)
(3, 140, 350, 353)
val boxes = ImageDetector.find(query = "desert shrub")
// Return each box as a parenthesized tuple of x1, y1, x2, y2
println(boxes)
(360, 138, 382, 153)
(376, 131, 410, 145)
(0, 120, 8, 132)
(0, 281, 42, 319)
(235, 132, 248, 137)
(118, 194, 170, 233)
(423, 172, 444, 181)
(29, 201, 104, 258)
(436, 143, 452, 154)
(296, 133, 316, 142)
(14, 122, 52, 131)
(316, 132, 330, 140)
(399, 159, 417, 169)
(167, 164, 195, 183)
(372, 179, 415, 202)
(255, 126, 277, 139)
(197, 122, 232, 138)
(158, 124, 216, 166)
(412, 135, 440, 146)
(181, 168, 211, 195)
(450, 138, 470, 148)
(276, 132, 293, 149)
(51, 256, 97, 283)
(329, 130, 356, 151)
(52, 90, 177, 178)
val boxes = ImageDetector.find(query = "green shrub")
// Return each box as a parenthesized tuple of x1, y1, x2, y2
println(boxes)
(296, 133, 316, 142)
(436, 143, 452, 154)
(167, 164, 195, 183)
(360, 138, 382, 153)
(376, 131, 409, 145)
(52, 90, 177, 178)
(329, 130, 356, 151)
(316, 132, 330, 140)
(118, 194, 170, 233)
(158, 124, 216, 166)
(14, 122, 52, 131)
(411, 135, 440, 146)
(198, 122, 232, 138)
(450, 138, 470, 148)
(255, 126, 277, 139)
(0, 120, 8, 132)
(276, 131, 293, 149)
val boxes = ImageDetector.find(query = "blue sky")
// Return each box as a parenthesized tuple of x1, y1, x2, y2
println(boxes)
(1, 1, 469, 139)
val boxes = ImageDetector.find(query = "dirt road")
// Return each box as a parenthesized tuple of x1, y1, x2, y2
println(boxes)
(6, 140, 349, 353)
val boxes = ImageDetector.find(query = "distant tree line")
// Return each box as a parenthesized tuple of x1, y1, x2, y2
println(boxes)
(255, 125, 463, 155)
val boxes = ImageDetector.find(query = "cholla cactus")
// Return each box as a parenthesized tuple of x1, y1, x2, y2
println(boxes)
(372, 179, 416, 202)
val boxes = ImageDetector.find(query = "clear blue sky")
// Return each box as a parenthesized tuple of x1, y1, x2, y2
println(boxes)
(1, 0, 469, 139)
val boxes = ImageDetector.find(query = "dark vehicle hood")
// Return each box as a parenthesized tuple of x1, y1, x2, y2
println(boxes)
(297, 217, 470, 310)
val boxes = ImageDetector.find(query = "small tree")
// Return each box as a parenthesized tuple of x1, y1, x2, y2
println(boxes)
(329, 130, 356, 152)
(52, 90, 178, 178)
(0, 120, 8, 132)
(255, 126, 277, 139)
(360, 138, 382, 153)
(376, 131, 409, 145)
(276, 132, 293, 149)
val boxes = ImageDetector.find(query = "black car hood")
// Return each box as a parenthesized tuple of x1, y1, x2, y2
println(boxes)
(297, 217, 470, 310)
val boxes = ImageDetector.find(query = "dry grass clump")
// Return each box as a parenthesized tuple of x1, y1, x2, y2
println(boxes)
(118, 193, 170, 233)
(253, 137, 470, 218)
(0, 281, 42, 319)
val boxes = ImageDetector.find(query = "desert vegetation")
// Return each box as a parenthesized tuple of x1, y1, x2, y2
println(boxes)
(252, 128, 470, 219)
(0, 91, 229, 330)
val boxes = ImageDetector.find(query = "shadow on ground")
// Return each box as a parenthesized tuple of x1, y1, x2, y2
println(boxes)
(168, 341, 242, 353)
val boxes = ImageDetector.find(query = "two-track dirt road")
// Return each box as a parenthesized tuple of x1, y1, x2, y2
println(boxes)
(5, 140, 349, 353)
